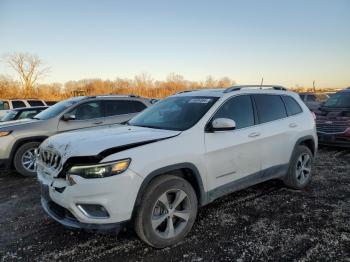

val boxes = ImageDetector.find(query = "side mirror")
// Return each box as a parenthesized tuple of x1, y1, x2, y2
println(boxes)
(62, 113, 76, 121)
(210, 118, 236, 132)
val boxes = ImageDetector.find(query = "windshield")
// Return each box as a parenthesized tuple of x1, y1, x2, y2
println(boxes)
(1, 111, 18, 122)
(324, 92, 350, 108)
(35, 97, 83, 120)
(128, 96, 218, 131)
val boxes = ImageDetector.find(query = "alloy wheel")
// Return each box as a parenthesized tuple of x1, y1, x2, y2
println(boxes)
(151, 189, 191, 239)
(295, 153, 311, 184)
(21, 148, 37, 172)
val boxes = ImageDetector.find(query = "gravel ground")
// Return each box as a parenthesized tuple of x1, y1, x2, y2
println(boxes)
(0, 147, 349, 262)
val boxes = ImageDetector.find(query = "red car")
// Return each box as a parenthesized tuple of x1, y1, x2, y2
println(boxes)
(316, 88, 350, 147)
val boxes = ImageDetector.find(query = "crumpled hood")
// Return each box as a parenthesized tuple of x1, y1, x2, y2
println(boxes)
(40, 125, 181, 164)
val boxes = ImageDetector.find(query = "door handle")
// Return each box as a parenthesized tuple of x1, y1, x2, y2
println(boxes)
(248, 132, 261, 138)
(289, 123, 297, 128)
(93, 121, 103, 125)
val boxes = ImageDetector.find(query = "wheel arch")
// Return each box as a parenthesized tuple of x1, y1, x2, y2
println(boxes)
(10, 136, 48, 167)
(132, 163, 207, 220)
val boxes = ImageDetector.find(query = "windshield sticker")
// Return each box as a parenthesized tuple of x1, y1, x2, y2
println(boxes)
(188, 98, 212, 104)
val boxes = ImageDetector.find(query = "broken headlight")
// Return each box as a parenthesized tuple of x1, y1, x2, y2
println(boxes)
(67, 159, 131, 179)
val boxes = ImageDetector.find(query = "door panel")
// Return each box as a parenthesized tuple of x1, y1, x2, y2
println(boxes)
(205, 127, 262, 191)
(204, 95, 261, 191)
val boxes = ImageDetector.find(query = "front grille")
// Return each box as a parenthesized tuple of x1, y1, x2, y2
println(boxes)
(316, 121, 348, 134)
(38, 148, 62, 170)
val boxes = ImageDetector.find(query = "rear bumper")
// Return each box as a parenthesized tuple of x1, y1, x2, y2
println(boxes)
(41, 197, 125, 233)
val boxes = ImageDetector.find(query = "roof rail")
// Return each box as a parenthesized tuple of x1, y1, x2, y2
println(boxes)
(176, 89, 199, 94)
(224, 85, 287, 93)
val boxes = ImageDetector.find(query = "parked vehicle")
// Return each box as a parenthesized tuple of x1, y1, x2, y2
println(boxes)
(0, 99, 47, 118)
(37, 85, 317, 248)
(0, 106, 48, 122)
(299, 93, 329, 111)
(315, 88, 350, 147)
(0, 95, 152, 176)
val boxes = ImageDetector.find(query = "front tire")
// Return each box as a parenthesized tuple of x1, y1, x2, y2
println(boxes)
(134, 175, 198, 248)
(283, 145, 314, 189)
(14, 142, 41, 177)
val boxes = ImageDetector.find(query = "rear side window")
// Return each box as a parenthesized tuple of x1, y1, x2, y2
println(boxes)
(0, 101, 9, 110)
(282, 96, 303, 116)
(212, 95, 255, 129)
(105, 100, 147, 116)
(27, 100, 45, 106)
(253, 94, 287, 123)
(12, 100, 26, 108)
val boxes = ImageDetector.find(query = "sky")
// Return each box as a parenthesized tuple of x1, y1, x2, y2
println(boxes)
(0, 0, 349, 89)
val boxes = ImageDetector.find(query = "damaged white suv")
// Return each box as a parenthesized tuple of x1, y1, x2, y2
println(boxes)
(37, 86, 317, 248)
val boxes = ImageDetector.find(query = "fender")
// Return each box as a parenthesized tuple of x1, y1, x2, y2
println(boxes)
(10, 136, 49, 164)
(132, 162, 208, 219)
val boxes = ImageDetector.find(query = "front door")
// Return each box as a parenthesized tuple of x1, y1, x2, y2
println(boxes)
(57, 101, 105, 132)
(204, 95, 261, 193)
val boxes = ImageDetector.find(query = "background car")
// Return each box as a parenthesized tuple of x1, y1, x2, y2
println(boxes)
(316, 88, 350, 147)
(0, 99, 47, 118)
(0, 106, 48, 122)
(299, 93, 329, 111)
(0, 95, 152, 176)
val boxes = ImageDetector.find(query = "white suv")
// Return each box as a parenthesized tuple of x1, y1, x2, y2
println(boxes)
(37, 86, 317, 248)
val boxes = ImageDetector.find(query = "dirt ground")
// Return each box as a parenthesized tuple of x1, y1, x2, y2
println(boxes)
(0, 147, 349, 262)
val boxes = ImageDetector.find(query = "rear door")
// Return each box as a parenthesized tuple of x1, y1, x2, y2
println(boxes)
(57, 101, 105, 132)
(102, 99, 147, 125)
(252, 94, 291, 172)
(204, 95, 261, 191)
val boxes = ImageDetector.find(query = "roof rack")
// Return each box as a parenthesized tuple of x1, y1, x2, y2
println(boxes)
(176, 89, 199, 94)
(224, 85, 287, 93)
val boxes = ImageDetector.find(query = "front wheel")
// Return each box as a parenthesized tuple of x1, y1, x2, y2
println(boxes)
(14, 142, 41, 177)
(134, 175, 198, 248)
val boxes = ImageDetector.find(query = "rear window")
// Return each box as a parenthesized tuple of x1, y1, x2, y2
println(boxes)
(12, 100, 26, 108)
(27, 100, 45, 106)
(253, 94, 287, 123)
(282, 96, 303, 116)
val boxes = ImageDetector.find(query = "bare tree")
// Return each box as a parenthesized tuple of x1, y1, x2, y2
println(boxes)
(3, 52, 50, 97)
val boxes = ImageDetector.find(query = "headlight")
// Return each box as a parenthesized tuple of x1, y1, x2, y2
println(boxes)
(67, 159, 131, 179)
(0, 131, 12, 137)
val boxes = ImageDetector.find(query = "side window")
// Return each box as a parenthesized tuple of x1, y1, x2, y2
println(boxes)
(253, 94, 287, 123)
(27, 100, 45, 106)
(3, 102, 9, 110)
(212, 95, 254, 129)
(307, 95, 316, 102)
(0, 101, 9, 110)
(282, 96, 303, 116)
(69, 102, 103, 120)
(12, 100, 26, 108)
(18, 110, 39, 119)
(299, 94, 306, 100)
(105, 100, 146, 117)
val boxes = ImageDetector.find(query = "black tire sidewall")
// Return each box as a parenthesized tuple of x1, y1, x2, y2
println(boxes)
(137, 176, 198, 248)
(14, 142, 41, 177)
(286, 145, 313, 189)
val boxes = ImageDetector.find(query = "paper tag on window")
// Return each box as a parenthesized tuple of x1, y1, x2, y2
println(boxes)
(188, 98, 212, 104)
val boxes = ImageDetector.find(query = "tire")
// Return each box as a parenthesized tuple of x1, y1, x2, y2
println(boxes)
(14, 142, 41, 177)
(283, 145, 314, 189)
(134, 175, 198, 248)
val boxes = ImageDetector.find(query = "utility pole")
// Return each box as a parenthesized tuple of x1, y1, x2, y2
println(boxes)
(313, 80, 316, 93)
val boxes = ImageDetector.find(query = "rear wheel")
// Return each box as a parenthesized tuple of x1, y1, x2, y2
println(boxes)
(283, 145, 313, 189)
(134, 175, 198, 248)
(14, 142, 41, 177)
